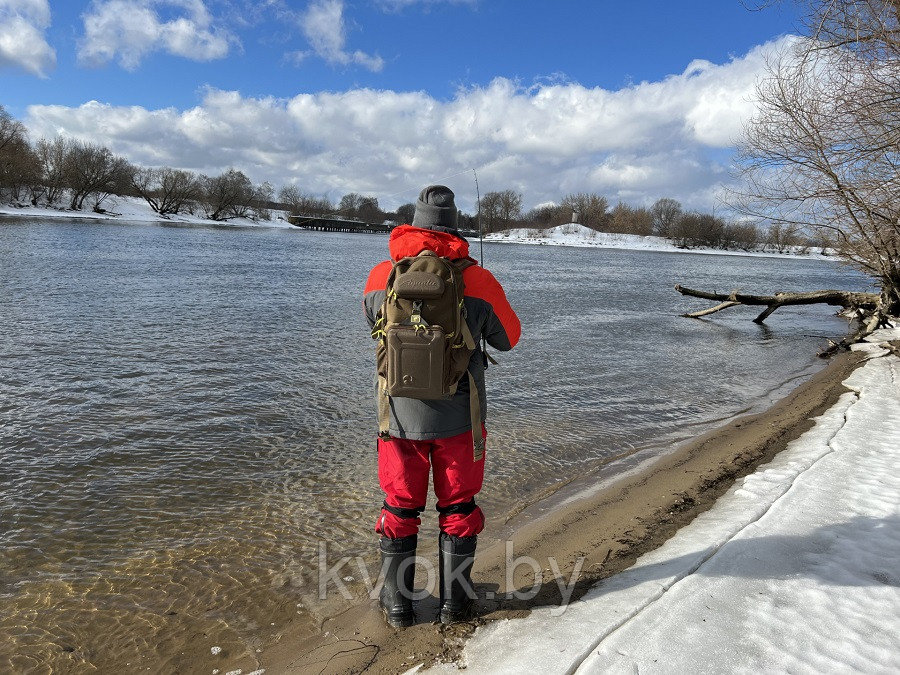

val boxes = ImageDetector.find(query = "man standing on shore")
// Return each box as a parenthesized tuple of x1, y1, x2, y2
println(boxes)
(363, 185, 521, 627)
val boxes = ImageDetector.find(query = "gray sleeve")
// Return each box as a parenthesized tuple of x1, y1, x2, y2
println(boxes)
(464, 297, 513, 352)
(364, 290, 385, 330)
(483, 308, 513, 351)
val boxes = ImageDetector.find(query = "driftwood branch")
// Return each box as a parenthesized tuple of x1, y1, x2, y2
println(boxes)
(675, 284, 887, 357)
(686, 300, 741, 318)
(818, 311, 881, 357)
(675, 285, 879, 324)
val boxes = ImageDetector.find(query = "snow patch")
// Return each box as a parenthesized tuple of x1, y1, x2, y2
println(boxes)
(428, 328, 900, 673)
(486, 223, 833, 260)
(0, 196, 294, 229)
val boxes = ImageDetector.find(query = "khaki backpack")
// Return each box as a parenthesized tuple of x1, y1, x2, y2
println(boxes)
(371, 250, 484, 458)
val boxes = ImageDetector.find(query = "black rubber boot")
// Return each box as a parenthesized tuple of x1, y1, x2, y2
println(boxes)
(439, 532, 477, 624)
(379, 535, 417, 628)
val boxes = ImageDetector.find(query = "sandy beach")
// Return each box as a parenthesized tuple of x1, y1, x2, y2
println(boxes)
(254, 347, 866, 674)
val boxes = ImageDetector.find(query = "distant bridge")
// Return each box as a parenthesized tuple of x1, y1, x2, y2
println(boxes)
(288, 215, 391, 233)
(288, 214, 480, 239)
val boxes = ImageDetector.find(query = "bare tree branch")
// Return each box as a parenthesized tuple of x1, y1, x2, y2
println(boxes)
(726, 0, 900, 340)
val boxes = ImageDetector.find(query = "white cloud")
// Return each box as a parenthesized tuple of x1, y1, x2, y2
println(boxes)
(24, 37, 791, 212)
(299, 0, 384, 71)
(78, 0, 234, 70)
(0, 0, 56, 77)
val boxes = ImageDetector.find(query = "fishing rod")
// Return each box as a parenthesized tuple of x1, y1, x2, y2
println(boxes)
(473, 168, 497, 369)
(473, 168, 484, 267)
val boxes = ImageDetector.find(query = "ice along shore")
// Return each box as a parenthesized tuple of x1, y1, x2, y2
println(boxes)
(423, 326, 900, 674)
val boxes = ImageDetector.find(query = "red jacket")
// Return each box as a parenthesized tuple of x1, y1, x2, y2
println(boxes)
(364, 225, 520, 439)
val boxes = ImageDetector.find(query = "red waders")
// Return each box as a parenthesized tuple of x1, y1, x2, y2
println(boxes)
(375, 426, 486, 539)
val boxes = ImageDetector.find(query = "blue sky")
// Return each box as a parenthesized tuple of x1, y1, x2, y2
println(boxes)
(1, 1, 800, 211)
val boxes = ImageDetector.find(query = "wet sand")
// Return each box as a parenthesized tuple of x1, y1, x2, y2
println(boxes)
(259, 349, 865, 674)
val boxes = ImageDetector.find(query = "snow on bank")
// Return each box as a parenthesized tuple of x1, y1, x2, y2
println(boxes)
(487, 223, 833, 260)
(0, 196, 295, 229)
(424, 326, 900, 674)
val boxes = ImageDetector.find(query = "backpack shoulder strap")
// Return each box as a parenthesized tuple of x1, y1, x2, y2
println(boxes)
(467, 370, 484, 459)
(451, 257, 484, 456)
(454, 257, 477, 272)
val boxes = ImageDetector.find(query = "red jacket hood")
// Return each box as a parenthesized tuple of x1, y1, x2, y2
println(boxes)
(388, 225, 472, 262)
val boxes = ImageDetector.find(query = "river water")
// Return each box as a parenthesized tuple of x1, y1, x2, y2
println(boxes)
(0, 218, 871, 672)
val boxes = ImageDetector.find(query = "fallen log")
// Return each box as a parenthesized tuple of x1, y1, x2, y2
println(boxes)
(674, 285, 879, 324)
(674, 284, 887, 357)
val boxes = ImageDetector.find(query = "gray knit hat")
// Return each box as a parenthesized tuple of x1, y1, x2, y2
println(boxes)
(411, 185, 459, 233)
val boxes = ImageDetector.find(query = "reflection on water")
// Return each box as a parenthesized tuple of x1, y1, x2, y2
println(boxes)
(0, 219, 870, 671)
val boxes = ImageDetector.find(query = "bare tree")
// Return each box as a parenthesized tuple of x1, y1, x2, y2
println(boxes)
(63, 141, 132, 211)
(525, 203, 569, 229)
(279, 185, 334, 218)
(278, 185, 334, 216)
(338, 192, 367, 219)
(357, 196, 383, 223)
(34, 137, 69, 206)
(722, 221, 761, 251)
(395, 202, 415, 225)
(201, 169, 254, 220)
(672, 212, 726, 248)
(561, 192, 609, 231)
(251, 181, 275, 220)
(279, 184, 303, 212)
(763, 222, 802, 254)
(650, 198, 683, 237)
(1, 141, 40, 204)
(481, 189, 522, 233)
(132, 167, 202, 215)
(733, 0, 900, 322)
(21, 149, 46, 206)
(479, 191, 502, 232)
(458, 211, 477, 231)
(331, 192, 383, 221)
(496, 189, 522, 229)
(0, 105, 26, 156)
(809, 230, 835, 255)
(0, 106, 37, 203)
(609, 202, 654, 235)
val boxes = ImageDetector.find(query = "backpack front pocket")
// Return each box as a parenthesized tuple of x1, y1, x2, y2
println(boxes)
(385, 325, 446, 399)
